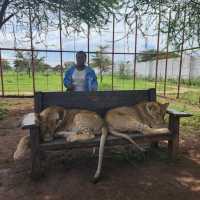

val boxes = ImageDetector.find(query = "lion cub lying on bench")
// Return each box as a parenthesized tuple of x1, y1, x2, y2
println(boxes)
(14, 101, 169, 182)
(106, 101, 169, 139)
(14, 106, 107, 160)
(14, 106, 108, 182)
(91, 101, 169, 181)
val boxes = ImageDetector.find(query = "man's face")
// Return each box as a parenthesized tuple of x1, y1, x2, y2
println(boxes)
(76, 53, 86, 67)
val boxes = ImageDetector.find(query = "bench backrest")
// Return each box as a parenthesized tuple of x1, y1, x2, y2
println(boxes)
(34, 88, 156, 116)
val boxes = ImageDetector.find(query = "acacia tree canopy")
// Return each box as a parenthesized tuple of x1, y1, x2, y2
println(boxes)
(0, 0, 120, 31)
(91, 45, 112, 82)
(1, 0, 200, 49)
(123, 0, 200, 49)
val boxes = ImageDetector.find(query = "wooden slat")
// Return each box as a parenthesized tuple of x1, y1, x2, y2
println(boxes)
(35, 89, 155, 116)
(167, 109, 192, 117)
(40, 132, 172, 151)
(35, 92, 43, 113)
(148, 88, 156, 101)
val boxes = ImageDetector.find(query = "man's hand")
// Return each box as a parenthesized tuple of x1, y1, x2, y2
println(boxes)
(67, 84, 75, 91)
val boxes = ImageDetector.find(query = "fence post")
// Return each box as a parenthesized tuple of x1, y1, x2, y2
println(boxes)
(87, 24, 90, 65)
(177, 5, 187, 99)
(133, 14, 138, 89)
(0, 50, 4, 96)
(59, 2, 64, 92)
(155, 1, 161, 90)
(28, 6, 36, 96)
(111, 14, 115, 91)
(164, 10, 171, 96)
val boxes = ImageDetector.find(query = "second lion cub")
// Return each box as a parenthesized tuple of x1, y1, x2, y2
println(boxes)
(105, 101, 169, 147)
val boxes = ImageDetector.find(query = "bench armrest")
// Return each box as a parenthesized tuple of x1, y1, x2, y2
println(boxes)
(166, 109, 192, 118)
(166, 108, 192, 158)
(22, 113, 39, 129)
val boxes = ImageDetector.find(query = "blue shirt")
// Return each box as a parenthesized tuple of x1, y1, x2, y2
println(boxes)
(63, 65, 98, 91)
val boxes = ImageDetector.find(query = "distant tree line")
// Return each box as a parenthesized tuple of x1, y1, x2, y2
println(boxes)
(1, 58, 12, 70)
(136, 49, 180, 62)
(14, 51, 51, 76)
(0, 51, 77, 75)
(91, 45, 112, 82)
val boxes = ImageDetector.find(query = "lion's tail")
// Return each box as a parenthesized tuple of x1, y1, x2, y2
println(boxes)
(109, 129, 145, 152)
(13, 135, 30, 161)
(143, 127, 170, 135)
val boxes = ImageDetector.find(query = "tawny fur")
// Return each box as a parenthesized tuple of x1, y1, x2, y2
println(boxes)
(14, 106, 108, 181)
(13, 135, 30, 160)
(105, 101, 169, 148)
(14, 102, 169, 181)
(14, 106, 107, 160)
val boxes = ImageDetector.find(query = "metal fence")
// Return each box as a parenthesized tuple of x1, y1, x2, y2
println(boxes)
(0, 5, 200, 99)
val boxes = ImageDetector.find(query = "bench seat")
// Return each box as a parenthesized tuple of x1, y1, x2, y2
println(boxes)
(40, 131, 172, 151)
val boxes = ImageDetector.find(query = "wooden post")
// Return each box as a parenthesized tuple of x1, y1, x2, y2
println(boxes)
(168, 115, 180, 159)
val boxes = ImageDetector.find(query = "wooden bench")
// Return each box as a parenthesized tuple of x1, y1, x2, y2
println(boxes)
(22, 88, 192, 180)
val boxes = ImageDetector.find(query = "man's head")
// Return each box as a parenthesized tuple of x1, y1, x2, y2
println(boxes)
(76, 51, 87, 68)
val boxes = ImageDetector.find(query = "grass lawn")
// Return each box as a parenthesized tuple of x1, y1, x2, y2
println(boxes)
(0, 101, 8, 120)
(1, 71, 199, 94)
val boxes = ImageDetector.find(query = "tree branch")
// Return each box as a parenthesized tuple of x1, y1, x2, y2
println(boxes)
(0, 0, 17, 29)
(0, 12, 15, 29)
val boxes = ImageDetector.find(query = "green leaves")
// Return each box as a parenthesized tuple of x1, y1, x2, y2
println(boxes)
(1, 0, 200, 49)
(0, 0, 121, 32)
(123, 0, 200, 48)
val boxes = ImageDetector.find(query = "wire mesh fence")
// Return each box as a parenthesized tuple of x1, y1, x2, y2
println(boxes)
(0, 4, 200, 107)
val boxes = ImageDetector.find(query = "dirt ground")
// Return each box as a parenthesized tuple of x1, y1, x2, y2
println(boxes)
(0, 98, 200, 200)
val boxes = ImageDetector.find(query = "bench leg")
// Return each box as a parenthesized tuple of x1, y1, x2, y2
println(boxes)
(168, 139, 178, 159)
(168, 115, 179, 159)
(150, 141, 159, 149)
(31, 151, 42, 180)
(30, 127, 42, 180)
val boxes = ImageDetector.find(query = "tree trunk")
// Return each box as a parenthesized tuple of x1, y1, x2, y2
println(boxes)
(27, 67, 31, 78)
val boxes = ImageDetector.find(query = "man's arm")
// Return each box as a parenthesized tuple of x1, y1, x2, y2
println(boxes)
(89, 69, 98, 91)
(63, 67, 74, 91)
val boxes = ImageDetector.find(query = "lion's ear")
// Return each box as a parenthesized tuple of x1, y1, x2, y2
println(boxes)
(146, 102, 157, 115)
(56, 109, 67, 129)
(160, 103, 169, 111)
(52, 112, 60, 121)
(58, 109, 66, 121)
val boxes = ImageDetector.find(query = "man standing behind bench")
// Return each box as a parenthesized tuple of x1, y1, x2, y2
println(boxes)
(64, 51, 98, 91)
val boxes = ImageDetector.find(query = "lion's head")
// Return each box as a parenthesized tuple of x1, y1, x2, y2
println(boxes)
(39, 106, 66, 142)
(145, 101, 169, 128)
